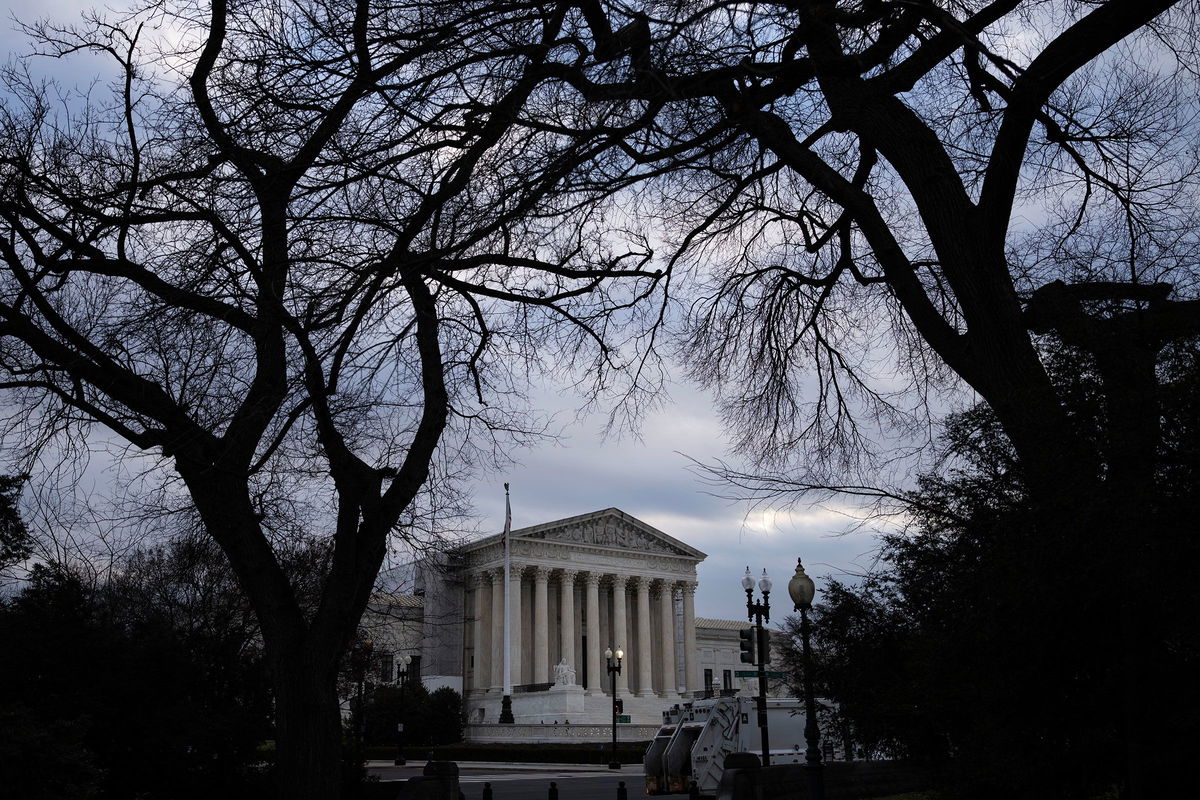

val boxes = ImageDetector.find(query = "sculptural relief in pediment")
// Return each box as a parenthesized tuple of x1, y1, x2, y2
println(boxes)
(519, 515, 692, 558)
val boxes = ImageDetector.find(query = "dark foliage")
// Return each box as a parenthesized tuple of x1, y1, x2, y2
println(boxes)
(361, 684, 463, 747)
(0, 551, 272, 800)
(0, 704, 103, 800)
(426, 686, 466, 746)
(364, 741, 649, 764)
(0, 474, 31, 569)
(778, 350, 1200, 798)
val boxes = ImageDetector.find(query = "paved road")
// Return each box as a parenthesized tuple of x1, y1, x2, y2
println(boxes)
(466, 773, 638, 800)
(366, 765, 648, 800)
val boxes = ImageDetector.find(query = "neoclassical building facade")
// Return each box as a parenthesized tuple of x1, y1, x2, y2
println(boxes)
(405, 508, 709, 739)
(462, 508, 704, 697)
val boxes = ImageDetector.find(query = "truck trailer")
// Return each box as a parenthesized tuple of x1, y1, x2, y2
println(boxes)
(645, 697, 813, 795)
(642, 704, 684, 794)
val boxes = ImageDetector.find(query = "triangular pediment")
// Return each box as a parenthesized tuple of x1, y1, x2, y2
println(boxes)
(512, 508, 705, 560)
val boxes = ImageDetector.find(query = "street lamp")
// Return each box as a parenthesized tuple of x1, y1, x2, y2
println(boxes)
(787, 558, 824, 800)
(605, 645, 624, 770)
(742, 566, 773, 765)
(394, 653, 413, 766)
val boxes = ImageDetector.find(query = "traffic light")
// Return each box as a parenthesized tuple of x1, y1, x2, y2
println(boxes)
(614, 698, 624, 714)
(739, 627, 756, 664)
(758, 629, 771, 665)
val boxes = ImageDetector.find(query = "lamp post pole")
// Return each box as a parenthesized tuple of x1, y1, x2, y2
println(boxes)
(605, 646, 624, 770)
(394, 654, 412, 766)
(788, 558, 825, 800)
(349, 637, 374, 766)
(742, 567, 773, 766)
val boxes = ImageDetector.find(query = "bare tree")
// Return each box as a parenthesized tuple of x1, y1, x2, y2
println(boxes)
(553, 1, 1199, 796)
(0, 2, 662, 796)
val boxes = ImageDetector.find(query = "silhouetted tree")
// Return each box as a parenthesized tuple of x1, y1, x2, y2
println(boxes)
(555, 4, 1200, 795)
(0, 3, 661, 797)
(776, 578, 935, 764)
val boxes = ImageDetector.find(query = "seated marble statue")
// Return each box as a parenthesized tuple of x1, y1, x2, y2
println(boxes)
(552, 658, 577, 686)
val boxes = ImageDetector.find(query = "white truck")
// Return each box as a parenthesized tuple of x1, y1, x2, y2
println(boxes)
(644, 697, 813, 795)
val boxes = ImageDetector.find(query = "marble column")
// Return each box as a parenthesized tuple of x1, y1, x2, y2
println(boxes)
(611, 574, 630, 694)
(658, 580, 677, 696)
(559, 570, 577, 679)
(681, 580, 699, 695)
(532, 566, 550, 684)
(471, 572, 488, 694)
(508, 563, 523, 689)
(635, 576, 654, 696)
(585, 572, 602, 695)
(489, 568, 504, 691)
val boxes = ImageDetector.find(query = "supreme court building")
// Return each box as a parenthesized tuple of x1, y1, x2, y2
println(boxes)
(399, 507, 760, 742)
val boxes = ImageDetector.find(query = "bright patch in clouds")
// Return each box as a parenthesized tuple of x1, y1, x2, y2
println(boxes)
(742, 506, 850, 536)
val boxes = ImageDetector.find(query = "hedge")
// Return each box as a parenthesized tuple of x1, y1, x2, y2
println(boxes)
(364, 741, 650, 764)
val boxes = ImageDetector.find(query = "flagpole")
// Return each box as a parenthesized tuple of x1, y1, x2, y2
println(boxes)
(499, 482, 514, 724)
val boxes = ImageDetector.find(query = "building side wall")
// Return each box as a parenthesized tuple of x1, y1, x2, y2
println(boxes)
(696, 624, 789, 699)
(415, 554, 465, 681)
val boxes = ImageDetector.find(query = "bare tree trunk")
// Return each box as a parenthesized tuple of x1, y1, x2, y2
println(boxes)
(181, 470, 350, 799)
(991, 351, 1169, 800)
(1096, 345, 1165, 800)
(273, 651, 344, 800)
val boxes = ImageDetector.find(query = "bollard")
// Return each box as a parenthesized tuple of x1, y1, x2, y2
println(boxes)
(617, 780, 627, 800)
(408, 760, 460, 800)
(483, 782, 493, 800)
(688, 780, 699, 800)
(549, 781, 559, 800)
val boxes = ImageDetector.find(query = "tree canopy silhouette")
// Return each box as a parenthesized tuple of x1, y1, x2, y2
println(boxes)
(555, 2, 1199, 795)
(0, 2, 662, 797)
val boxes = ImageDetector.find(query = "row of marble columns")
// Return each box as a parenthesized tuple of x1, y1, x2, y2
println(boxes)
(469, 565, 700, 697)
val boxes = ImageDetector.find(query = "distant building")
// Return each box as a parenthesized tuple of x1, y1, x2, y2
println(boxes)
(695, 617, 790, 699)
(357, 592, 424, 682)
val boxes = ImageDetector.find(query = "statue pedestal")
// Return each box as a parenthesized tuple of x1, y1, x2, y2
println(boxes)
(522, 683, 584, 719)
(465, 689, 675, 737)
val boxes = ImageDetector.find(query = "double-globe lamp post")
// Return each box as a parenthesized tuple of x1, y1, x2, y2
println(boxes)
(742, 566, 773, 766)
(605, 646, 624, 770)
(393, 653, 413, 766)
(788, 558, 825, 800)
